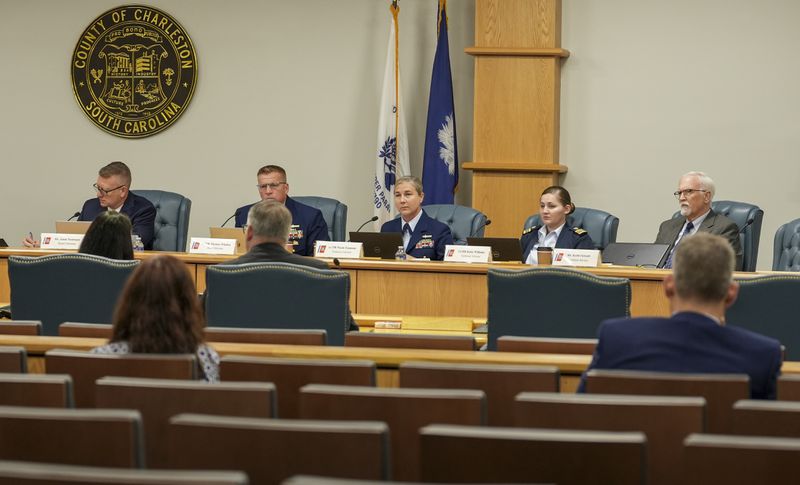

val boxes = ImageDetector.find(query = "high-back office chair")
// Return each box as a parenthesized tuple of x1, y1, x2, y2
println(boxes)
(136, 190, 192, 252)
(413, 204, 489, 245)
(524, 207, 619, 250)
(486, 267, 631, 350)
(727, 273, 800, 360)
(772, 218, 800, 271)
(671, 200, 763, 271)
(8, 254, 139, 336)
(294, 196, 348, 242)
(205, 262, 351, 345)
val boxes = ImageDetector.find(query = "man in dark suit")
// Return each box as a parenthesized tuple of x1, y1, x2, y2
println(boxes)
(578, 232, 781, 399)
(227, 200, 357, 330)
(655, 171, 742, 269)
(234, 164, 328, 256)
(23, 161, 156, 249)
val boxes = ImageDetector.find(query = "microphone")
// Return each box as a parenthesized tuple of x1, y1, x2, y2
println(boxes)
(67, 212, 80, 221)
(220, 214, 236, 227)
(475, 218, 492, 234)
(333, 258, 341, 267)
(739, 218, 755, 234)
(355, 215, 379, 233)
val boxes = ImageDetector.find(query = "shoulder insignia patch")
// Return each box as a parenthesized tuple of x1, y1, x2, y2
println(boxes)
(522, 226, 538, 235)
(572, 228, 587, 235)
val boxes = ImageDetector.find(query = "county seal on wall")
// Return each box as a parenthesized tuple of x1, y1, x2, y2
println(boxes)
(71, 5, 197, 138)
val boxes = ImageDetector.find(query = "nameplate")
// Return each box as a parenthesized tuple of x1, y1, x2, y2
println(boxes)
(40, 233, 83, 250)
(552, 248, 602, 267)
(315, 241, 363, 259)
(444, 245, 492, 263)
(189, 237, 237, 255)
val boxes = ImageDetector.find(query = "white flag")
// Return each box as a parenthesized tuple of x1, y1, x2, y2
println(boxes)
(373, 2, 410, 229)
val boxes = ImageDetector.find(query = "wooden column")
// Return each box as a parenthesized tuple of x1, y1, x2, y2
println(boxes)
(463, 0, 568, 237)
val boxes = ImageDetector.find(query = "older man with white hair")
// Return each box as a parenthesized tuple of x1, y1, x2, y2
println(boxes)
(655, 171, 742, 269)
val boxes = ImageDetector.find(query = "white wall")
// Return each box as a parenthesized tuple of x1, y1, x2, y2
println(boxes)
(2, 0, 798, 270)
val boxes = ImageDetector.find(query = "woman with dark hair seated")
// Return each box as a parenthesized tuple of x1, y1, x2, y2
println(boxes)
(521, 185, 595, 264)
(79, 211, 134, 260)
(92, 255, 219, 382)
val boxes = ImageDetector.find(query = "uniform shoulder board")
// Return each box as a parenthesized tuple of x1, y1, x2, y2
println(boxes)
(572, 227, 587, 235)
(522, 226, 538, 235)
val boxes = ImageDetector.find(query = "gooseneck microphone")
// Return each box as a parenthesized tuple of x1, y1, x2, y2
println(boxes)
(475, 218, 492, 234)
(355, 215, 379, 233)
(67, 212, 81, 221)
(739, 217, 755, 234)
(220, 214, 236, 227)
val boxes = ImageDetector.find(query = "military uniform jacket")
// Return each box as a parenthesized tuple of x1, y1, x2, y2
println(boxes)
(79, 192, 156, 250)
(381, 210, 453, 261)
(520, 225, 594, 263)
(235, 196, 329, 257)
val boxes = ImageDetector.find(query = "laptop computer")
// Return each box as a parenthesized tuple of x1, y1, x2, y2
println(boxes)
(55, 220, 91, 234)
(349, 232, 404, 259)
(466, 237, 523, 262)
(602, 242, 670, 268)
(209, 227, 247, 254)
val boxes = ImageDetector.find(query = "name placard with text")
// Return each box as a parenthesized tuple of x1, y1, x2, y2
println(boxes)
(552, 248, 602, 267)
(189, 237, 237, 255)
(315, 241, 363, 259)
(40, 233, 83, 250)
(444, 245, 492, 263)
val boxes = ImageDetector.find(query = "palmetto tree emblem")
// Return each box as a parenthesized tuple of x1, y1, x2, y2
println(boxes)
(379, 136, 397, 190)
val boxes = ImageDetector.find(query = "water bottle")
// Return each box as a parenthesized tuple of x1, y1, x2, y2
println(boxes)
(394, 245, 407, 261)
(132, 234, 144, 252)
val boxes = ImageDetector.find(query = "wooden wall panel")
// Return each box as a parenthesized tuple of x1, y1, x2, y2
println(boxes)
(476, 0, 561, 48)
(473, 172, 556, 237)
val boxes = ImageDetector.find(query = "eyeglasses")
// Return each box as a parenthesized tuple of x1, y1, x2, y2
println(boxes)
(257, 182, 286, 191)
(673, 188, 707, 199)
(93, 183, 126, 196)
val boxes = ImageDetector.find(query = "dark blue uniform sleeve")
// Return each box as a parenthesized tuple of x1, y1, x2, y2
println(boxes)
(434, 225, 454, 260)
(131, 203, 156, 250)
(301, 210, 329, 256)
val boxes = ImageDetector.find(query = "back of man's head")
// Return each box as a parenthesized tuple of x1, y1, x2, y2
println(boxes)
(247, 200, 291, 243)
(673, 232, 734, 303)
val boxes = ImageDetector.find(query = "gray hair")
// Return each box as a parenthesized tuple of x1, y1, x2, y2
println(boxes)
(673, 232, 734, 303)
(395, 175, 423, 195)
(682, 171, 715, 199)
(246, 200, 291, 242)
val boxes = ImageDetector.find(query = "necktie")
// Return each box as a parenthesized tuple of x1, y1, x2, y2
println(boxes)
(664, 221, 694, 269)
(403, 223, 412, 235)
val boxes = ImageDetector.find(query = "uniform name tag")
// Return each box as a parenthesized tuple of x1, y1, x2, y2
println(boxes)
(40, 233, 83, 250)
(315, 241, 363, 259)
(552, 248, 601, 267)
(189, 237, 237, 255)
(444, 245, 492, 263)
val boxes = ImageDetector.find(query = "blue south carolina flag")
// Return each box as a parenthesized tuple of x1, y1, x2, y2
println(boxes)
(422, 0, 457, 205)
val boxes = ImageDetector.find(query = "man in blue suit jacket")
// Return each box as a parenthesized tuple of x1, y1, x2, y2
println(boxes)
(234, 165, 328, 257)
(578, 232, 781, 399)
(23, 161, 156, 249)
(380, 176, 453, 260)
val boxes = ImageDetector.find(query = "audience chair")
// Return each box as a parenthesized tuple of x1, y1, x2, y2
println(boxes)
(96, 376, 276, 468)
(345, 332, 476, 350)
(299, 384, 486, 482)
(487, 267, 630, 349)
(525, 207, 619, 250)
(672, 200, 763, 271)
(726, 273, 800, 360)
(0, 460, 248, 484)
(683, 433, 800, 485)
(59, 322, 113, 339)
(205, 262, 350, 345)
(220, 356, 375, 418)
(420, 424, 646, 485)
(585, 369, 749, 433)
(205, 327, 327, 346)
(45, 350, 197, 407)
(497, 335, 598, 354)
(399, 361, 558, 426)
(0, 320, 41, 336)
(417, 204, 489, 244)
(515, 392, 704, 485)
(778, 374, 800, 401)
(0, 373, 73, 407)
(293, 196, 348, 242)
(137, 189, 192, 252)
(773, 217, 800, 271)
(168, 413, 389, 483)
(0, 406, 143, 467)
(8, 254, 138, 336)
(0, 346, 27, 373)
(730, 400, 800, 438)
